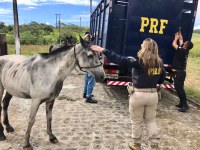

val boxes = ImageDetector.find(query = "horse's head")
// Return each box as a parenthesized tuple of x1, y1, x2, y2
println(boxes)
(65, 36, 73, 45)
(75, 35, 105, 82)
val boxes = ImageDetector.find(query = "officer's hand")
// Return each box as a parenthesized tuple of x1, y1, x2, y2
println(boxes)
(174, 32, 179, 40)
(91, 45, 104, 52)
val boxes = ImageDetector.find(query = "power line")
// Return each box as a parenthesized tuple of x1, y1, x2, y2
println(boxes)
(54, 14, 61, 44)
(55, 14, 61, 28)
(38, 0, 54, 25)
(80, 17, 82, 27)
(58, 14, 61, 44)
(90, 0, 92, 16)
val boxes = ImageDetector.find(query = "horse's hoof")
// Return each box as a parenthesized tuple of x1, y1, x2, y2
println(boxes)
(0, 134, 6, 141)
(6, 125, 14, 133)
(23, 144, 33, 150)
(50, 137, 59, 144)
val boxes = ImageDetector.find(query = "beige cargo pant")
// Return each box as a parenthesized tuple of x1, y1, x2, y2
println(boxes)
(129, 91, 159, 144)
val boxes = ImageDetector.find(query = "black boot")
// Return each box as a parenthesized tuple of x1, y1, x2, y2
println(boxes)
(175, 103, 182, 108)
(178, 105, 189, 112)
(178, 107, 187, 112)
(83, 93, 86, 98)
(86, 97, 97, 103)
(83, 93, 94, 98)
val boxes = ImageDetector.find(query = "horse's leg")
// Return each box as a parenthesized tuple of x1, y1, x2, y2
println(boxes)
(3, 92, 14, 133)
(23, 99, 41, 150)
(46, 99, 58, 143)
(0, 85, 6, 141)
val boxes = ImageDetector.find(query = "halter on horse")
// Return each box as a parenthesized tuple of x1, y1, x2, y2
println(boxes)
(0, 35, 105, 150)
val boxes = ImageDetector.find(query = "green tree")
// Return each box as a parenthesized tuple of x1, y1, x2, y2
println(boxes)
(0, 22, 6, 33)
(2, 21, 89, 45)
(193, 29, 200, 34)
(7, 25, 14, 32)
(0, 22, 5, 29)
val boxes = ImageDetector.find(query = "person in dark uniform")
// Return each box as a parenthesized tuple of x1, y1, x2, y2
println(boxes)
(91, 38, 166, 150)
(172, 32, 193, 112)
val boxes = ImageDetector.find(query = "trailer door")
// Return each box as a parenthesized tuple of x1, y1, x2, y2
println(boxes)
(123, 0, 185, 65)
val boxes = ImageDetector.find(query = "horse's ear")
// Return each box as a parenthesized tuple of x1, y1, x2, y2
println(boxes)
(79, 35, 88, 48)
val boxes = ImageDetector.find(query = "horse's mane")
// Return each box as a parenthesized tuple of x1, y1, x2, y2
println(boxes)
(39, 44, 75, 59)
(49, 43, 75, 54)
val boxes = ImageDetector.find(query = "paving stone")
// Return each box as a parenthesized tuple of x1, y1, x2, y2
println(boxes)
(1, 72, 200, 150)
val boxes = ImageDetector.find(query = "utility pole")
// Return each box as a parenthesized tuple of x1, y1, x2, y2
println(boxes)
(55, 14, 58, 28)
(13, 0, 21, 55)
(58, 14, 61, 44)
(0, 34, 8, 55)
(89, 0, 92, 33)
(90, 0, 92, 16)
(55, 14, 61, 43)
(80, 17, 82, 27)
(55, 14, 60, 28)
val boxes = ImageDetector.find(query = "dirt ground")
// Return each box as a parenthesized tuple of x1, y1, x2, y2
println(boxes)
(0, 71, 200, 150)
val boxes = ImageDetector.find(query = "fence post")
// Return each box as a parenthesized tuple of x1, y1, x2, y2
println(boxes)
(0, 34, 8, 55)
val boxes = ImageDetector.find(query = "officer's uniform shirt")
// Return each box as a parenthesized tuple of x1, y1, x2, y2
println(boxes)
(102, 49, 166, 88)
(172, 45, 189, 71)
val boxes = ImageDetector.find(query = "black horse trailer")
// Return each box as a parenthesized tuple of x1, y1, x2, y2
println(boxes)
(90, 0, 199, 88)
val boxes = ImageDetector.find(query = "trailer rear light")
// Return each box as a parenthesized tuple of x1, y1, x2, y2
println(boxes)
(164, 64, 172, 67)
(103, 57, 119, 66)
(104, 57, 109, 65)
(105, 69, 119, 74)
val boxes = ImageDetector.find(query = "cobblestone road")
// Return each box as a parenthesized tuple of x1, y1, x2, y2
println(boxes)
(0, 72, 200, 150)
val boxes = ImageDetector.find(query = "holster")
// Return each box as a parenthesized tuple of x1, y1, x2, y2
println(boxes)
(127, 82, 134, 95)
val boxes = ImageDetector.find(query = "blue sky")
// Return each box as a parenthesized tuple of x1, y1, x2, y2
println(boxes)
(0, 0, 101, 26)
(0, 0, 200, 29)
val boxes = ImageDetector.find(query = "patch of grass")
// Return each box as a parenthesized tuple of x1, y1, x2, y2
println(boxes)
(185, 86, 200, 104)
(8, 45, 50, 55)
(185, 56, 200, 104)
(190, 33, 200, 57)
(183, 33, 200, 104)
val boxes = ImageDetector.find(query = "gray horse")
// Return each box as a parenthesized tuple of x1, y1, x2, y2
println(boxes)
(0, 36, 105, 150)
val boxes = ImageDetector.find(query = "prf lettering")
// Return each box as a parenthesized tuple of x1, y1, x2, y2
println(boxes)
(140, 17, 168, 34)
(148, 68, 161, 75)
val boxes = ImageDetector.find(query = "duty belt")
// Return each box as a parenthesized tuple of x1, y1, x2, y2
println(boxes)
(172, 69, 186, 72)
(134, 88, 157, 93)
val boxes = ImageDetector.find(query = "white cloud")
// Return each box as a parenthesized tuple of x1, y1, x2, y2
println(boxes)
(194, 1, 200, 27)
(0, 8, 12, 15)
(1, 19, 12, 22)
(0, 0, 38, 6)
(45, 22, 50, 25)
(0, 0, 98, 6)
(0, 19, 13, 25)
(194, 25, 200, 30)
(62, 14, 90, 23)
(22, 6, 37, 10)
(49, 0, 98, 6)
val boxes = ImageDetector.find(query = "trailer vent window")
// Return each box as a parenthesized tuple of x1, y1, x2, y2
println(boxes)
(182, 9, 192, 13)
(184, 0, 193, 3)
(116, 1, 128, 4)
(109, 0, 112, 7)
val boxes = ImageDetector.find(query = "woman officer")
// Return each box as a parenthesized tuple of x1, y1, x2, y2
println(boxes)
(91, 38, 166, 150)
